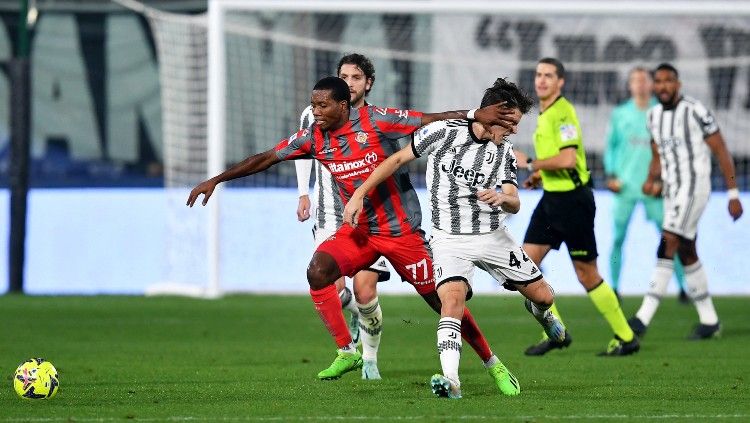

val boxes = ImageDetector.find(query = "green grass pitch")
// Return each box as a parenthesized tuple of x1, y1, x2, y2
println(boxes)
(1, 294, 748, 422)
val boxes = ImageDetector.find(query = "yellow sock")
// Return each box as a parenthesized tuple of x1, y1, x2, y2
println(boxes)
(588, 281, 634, 342)
(540, 303, 565, 339)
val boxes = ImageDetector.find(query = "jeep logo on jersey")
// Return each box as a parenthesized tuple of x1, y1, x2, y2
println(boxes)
(356, 131, 368, 144)
(441, 159, 486, 186)
(329, 152, 379, 173)
(660, 136, 682, 148)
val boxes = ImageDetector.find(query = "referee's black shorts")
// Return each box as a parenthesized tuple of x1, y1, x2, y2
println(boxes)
(523, 185, 598, 262)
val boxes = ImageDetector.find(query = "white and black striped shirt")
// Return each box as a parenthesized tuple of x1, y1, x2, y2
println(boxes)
(647, 95, 718, 199)
(295, 105, 343, 229)
(413, 120, 518, 235)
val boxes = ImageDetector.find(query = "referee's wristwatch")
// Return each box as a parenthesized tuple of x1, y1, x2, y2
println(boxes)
(526, 158, 535, 173)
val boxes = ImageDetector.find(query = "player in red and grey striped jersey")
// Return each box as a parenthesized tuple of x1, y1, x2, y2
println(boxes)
(187, 76, 521, 382)
(294, 54, 392, 380)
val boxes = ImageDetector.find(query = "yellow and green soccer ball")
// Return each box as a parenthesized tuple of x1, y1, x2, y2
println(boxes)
(13, 358, 59, 399)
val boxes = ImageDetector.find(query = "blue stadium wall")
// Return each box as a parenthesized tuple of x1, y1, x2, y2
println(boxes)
(0, 188, 747, 296)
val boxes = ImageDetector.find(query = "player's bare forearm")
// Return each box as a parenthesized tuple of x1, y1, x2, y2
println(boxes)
(353, 147, 415, 201)
(344, 146, 416, 226)
(706, 132, 739, 189)
(420, 103, 520, 129)
(530, 147, 576, 171)
(647, 141, 661, 181)
(705, 132, 744, 220)
(186, 150, 280, 207)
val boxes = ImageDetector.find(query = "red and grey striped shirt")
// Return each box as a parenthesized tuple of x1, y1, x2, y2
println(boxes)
(275, 105, 423, 236)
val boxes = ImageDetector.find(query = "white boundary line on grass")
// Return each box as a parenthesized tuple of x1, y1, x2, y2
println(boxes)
(2, 415, 749, 422)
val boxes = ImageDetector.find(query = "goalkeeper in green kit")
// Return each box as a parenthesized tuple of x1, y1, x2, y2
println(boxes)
(604, 67, 687, 301)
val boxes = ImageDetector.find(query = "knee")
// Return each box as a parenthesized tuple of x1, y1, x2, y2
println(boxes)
(306, 254, 339, 290)
(657, 234, 679, 259)
(437, 282, 467, 319)
(354, 285, 376, 304)
(536, 285, 555, 309)
(677, 240, 698, 264)
(573, 262, 602, 288)
(441, 294, 465, 318)
(353, 272, 378, 304)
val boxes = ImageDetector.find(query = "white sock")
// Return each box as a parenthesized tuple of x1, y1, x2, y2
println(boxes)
(636, 259, 674, 325)
(437, 317, 462, 386)
(339, 287, 359, 316)
(685, 261, 719, 325)
(528, 301, 553, 324)
(357, 297, 383, 362)
(339, 342, 357, 353)
(483, 354, 499, 369)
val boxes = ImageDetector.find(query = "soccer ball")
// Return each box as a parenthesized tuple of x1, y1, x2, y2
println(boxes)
(13, 358, 59, 399)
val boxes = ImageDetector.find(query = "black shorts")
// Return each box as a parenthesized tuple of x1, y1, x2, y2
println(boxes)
(523, 186, 598, 262)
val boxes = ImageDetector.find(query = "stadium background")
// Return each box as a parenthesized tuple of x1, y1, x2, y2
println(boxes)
(0, 0, 748, 295)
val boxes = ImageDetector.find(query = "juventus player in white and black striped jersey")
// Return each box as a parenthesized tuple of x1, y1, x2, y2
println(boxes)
(629, 63, 743, 341)
(344, 78, 566, 399)
(294, 54, 390, 380)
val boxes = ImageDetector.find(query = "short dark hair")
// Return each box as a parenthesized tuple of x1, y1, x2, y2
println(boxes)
(654, 63, 679, 79)
(480, 78, 534, 115)
(538, 57, 565, 79)
(337, 53, 375, 94)
(312, 76, 351, 107)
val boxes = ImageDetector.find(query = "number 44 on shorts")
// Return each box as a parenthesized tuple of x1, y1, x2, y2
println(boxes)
(509, 251, 530, 269)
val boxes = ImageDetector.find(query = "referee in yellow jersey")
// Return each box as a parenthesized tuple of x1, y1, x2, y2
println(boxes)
(516, 58, 639, 357)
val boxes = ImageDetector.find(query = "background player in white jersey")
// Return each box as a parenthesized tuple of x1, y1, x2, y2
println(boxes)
(344, 78, 566, 399)
(295, 54, 389, 379)
(628, 63, 744, 340)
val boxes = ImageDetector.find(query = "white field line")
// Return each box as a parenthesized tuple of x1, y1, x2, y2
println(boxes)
(1, 414, 749, 422)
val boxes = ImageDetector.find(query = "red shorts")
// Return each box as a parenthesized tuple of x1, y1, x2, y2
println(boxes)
(317, 225, 435, 295)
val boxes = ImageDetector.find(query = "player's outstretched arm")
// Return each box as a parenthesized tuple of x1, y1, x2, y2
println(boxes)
(420, 103, 521, 129)
(477, 183, 521, 214)
(343, 145, 417, 226)
(705, 131, 743, 220)
(187, 150, 281, 207)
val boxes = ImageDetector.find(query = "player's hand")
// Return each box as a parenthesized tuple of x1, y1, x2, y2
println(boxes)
(729, 198, 743, 221)
(514, 149, 529, 167)
(477, 189, 506, 207)
(343, 196, 364, 227)
(297, 195, 311, 222)
(642, 179, 662, 197)
(474, 103, 521, 129)
(186, 179, 218, 207)
(522, 172, 541, 189)
(606, 178, 621, 193)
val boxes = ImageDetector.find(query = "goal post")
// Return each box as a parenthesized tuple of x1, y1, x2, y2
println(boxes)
(117, 0, 750, 297)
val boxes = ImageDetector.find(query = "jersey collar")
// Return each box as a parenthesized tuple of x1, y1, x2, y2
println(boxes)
(661, 95, 683, 111)
(539, 95, 563, 115)
(468, 121, 490, 144)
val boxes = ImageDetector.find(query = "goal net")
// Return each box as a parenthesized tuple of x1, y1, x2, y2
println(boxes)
(118, 0, 750, 296)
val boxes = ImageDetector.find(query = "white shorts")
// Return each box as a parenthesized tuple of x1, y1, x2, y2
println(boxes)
(662, 189, 709, 240)
(312, 224, 390, 281)
(430, 227, 543, 296)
